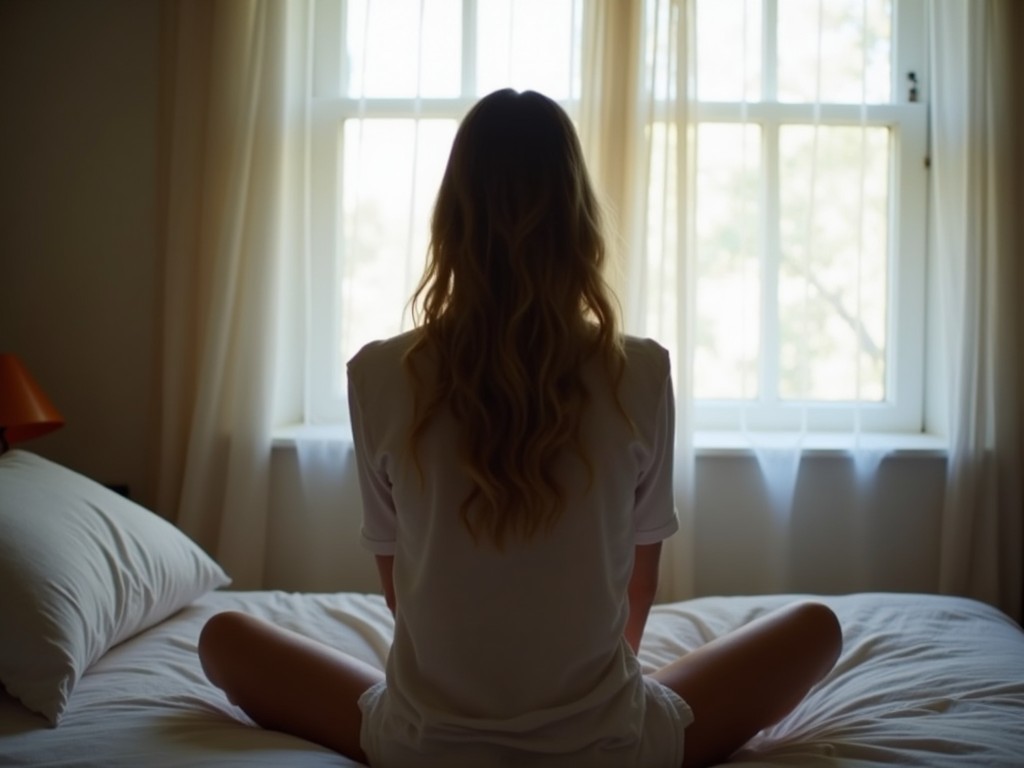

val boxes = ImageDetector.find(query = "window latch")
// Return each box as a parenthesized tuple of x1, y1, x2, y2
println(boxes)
(907, 71, 919, 103)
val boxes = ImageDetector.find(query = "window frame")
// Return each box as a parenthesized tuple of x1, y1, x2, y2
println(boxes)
(306, 0, 930, 435)
(689, 0, 930, 433)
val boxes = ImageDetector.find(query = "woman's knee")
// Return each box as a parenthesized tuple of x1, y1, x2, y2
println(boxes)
(198, 611, 254, 690)
(787, 601, 843, 674)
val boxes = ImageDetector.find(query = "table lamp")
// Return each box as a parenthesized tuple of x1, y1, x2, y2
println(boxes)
(0, 354, 64, 454)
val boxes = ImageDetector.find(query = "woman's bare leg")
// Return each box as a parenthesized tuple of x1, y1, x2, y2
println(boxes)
(198, 611, 384, 764)
(651, 600, 842, 768)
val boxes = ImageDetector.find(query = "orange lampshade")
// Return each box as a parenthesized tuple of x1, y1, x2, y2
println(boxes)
(0, 354, 64, 450)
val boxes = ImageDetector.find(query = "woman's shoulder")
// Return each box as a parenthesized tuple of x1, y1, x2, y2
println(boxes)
(347, 329, 423, 373)
(612, 336, 672, 411)
(621, 335, 671, 374)
(346, 331, 425, 412)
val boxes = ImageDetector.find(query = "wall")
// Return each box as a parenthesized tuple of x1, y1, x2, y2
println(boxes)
(0, 0, 161, 505)
(266, 440, 947, 597)
(693, 451, 945, 596)
(0, 1, 949, 598)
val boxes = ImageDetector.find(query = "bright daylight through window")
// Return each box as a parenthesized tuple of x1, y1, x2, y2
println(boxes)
(687, 0, 927, 432)
(309, 0, 583, 422)
(309, 0, 927, 435)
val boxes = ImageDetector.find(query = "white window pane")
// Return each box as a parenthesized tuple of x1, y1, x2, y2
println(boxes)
(477, 0, 580, 99)
(696, 0, 762, 102)
(777, 0, 892, 104)
(347, 0, 462, 97)
(778, 125, 890, 401)
(339, 119, 457, 365)
(694, 124, 762, 400)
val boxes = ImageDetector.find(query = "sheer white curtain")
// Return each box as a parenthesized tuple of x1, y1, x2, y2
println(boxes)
(748, 1, 896, 589)
(614, 0, 884, 597)
(577, 0, 699, 602)
(930, 0, 1023, 621)
(634, 0, 698, 602)
(157, 0, 311, 588)
(757, 0, 892, 559)
(619, 0, 938, 597)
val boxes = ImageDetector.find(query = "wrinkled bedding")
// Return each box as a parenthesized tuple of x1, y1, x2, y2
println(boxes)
(1, 591, 1022, 767)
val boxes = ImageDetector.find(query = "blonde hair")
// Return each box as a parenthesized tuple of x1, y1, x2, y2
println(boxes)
(405, 89, 625, 548)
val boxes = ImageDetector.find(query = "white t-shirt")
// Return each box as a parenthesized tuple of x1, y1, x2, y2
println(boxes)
(348, 331, 692, 767)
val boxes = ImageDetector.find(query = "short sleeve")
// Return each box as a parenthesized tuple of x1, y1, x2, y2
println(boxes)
(632, 363, 679, 545)
(347, 361, 398, 555)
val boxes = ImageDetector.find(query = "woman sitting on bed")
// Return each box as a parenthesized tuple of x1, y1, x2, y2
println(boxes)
(198, 88, 842, 768)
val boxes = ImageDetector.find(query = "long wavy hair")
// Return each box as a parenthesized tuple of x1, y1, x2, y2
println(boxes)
(404, 89, 626, 548)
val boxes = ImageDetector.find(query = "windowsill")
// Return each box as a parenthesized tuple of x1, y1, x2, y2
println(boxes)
(272, 422, 352, 447)
(693, 430, 947, 457)
(273, 423, 947, 458)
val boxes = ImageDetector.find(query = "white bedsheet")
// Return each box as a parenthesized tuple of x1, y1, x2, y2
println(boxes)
(1, 591, 1022, 767)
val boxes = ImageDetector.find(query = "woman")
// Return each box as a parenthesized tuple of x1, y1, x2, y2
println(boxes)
(199, 89, 842, 768)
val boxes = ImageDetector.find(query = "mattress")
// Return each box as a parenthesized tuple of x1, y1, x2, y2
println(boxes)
(1, 590, 1022, 767)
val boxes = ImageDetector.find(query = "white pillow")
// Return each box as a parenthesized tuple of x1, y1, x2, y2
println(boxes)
(0, 450, 230, 725)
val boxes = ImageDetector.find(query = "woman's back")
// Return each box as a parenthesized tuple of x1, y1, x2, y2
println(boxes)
(349, 331, 688, 765)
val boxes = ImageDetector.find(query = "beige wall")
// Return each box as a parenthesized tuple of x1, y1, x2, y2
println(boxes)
(0, 0, 161, 506)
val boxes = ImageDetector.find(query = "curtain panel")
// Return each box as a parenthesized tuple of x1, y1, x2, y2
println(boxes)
(157, 0, 310, 587)
(931, 0, 1023, 620)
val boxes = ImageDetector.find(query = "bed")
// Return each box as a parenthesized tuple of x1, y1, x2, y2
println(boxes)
(2, 450, 1023, 767)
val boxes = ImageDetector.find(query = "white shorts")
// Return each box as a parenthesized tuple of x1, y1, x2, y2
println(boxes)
(358, 676, 693, 768)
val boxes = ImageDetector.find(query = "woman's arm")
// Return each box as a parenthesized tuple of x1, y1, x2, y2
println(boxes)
(625, 542, 662, 654)
(375, 555, 396, 616)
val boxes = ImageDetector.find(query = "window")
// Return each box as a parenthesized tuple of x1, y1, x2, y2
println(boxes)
(683, 0, 929, 431)
(308, 0, 583, 422)
(308, 0, 928, 435)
